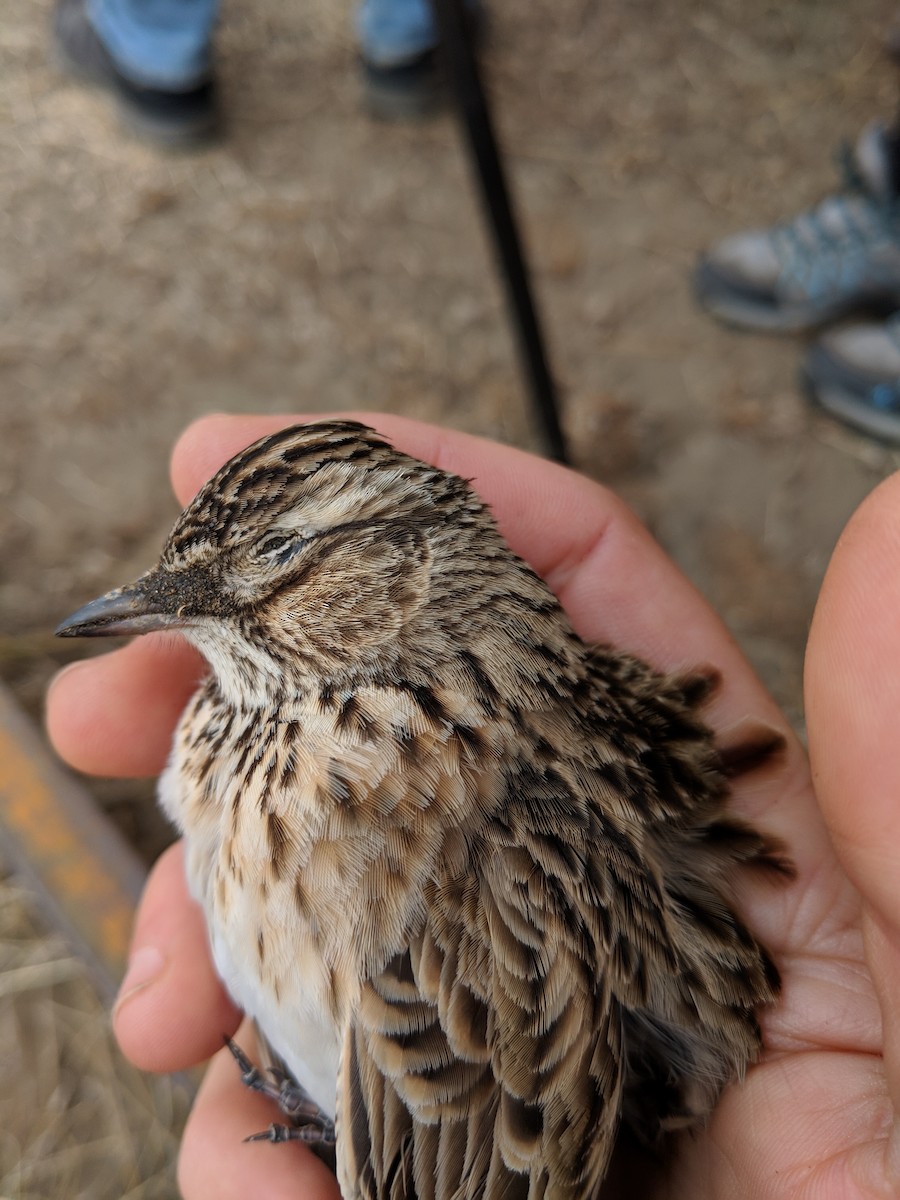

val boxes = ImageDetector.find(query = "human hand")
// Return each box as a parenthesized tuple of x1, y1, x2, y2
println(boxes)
(46, 413, 897, 1197)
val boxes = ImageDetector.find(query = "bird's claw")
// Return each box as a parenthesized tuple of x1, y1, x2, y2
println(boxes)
(225, 1036, 269, 1094)
(244, 1121, 336, 1146)
(225, 1034, 336, 1146)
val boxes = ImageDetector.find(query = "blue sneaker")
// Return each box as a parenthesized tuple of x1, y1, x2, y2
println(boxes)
(53, 0, 219, 148)
(695, 123, 900, 332)
(804, 311, 900, 441)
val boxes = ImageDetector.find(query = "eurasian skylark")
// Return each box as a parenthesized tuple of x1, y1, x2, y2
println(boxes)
(58, 420, 789, 1199)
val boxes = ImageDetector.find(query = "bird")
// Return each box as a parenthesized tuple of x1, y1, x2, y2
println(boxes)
(57, 419, 790, 1200)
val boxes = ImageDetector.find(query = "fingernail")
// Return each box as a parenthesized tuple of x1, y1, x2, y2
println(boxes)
(114, 945, 165, 1014)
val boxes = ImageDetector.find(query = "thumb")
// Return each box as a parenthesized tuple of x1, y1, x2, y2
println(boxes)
(113, 841, 242, 1071)
(806, 471, 900, 1130)
(806, 473, 900, 917)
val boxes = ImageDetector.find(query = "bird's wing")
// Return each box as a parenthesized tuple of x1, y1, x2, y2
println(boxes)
(336, 778, 634, 1200)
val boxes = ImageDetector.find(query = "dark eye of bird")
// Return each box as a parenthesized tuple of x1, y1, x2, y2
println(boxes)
(255, 533, 305, 563)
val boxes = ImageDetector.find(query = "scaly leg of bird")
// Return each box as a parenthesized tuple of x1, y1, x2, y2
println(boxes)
(225, 1036, 337, 1145)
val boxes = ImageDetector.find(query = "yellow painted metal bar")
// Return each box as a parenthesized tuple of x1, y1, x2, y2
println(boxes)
(0, 683, 146, 999)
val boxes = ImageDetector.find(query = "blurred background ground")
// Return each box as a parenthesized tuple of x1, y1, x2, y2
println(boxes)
(0, 868, 190, 1199)
(3, 0, 900, 1193)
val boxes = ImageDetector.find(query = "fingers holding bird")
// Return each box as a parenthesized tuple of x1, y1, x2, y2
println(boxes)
(47, 633, 205, 777)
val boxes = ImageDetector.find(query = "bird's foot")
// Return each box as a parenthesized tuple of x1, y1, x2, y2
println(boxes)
(244, 1122, 335, 1145)
(225, 1036, 336, 1146)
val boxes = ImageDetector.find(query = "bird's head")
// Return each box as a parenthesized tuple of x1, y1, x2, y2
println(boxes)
(56, 421, 488, 705)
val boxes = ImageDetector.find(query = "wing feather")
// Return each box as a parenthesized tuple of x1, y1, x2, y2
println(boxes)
(336, 655, 783, 1199)
(337, 786, 626, 1200)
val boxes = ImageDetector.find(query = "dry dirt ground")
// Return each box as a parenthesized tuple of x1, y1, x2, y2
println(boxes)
(3, 0, 900, 1193)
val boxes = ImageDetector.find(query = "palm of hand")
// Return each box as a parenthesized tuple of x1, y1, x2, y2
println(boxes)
(648, 488, 894, 1198)
(47, 414, 900, 1200)
(667, 830, 882, 1197)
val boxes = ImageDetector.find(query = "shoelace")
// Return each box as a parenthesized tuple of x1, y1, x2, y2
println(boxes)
(772, 142, 900, 302)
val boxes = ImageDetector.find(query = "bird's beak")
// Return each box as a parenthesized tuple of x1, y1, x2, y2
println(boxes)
(55, 574, 192, 639)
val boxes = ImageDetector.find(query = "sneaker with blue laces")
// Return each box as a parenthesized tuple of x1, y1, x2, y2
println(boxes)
(694, 123, 900, 332)
(803, 311, 900, 442)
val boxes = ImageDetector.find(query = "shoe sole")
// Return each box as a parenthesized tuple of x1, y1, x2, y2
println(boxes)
(803, 368, 900, 443)
(693, 271, 861, 333)
(693, 260, 900, 334)
(114, 101, 220, 149)
(360, 54, 443, 122)
(696, 288, 900, 336)
(52, 40, 219, 149)
(695, 292, 838, 334)
(363, 83, 442, 122)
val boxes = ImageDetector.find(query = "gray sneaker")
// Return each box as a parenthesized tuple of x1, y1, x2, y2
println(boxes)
(695, 123, 900, 332)
(803, 312, 900, 441)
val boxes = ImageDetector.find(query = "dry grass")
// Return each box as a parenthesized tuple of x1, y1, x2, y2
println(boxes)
(0, 871, 190, 1199)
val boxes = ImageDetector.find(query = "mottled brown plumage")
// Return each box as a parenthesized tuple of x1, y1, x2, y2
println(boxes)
(58, 421, 789, 1200)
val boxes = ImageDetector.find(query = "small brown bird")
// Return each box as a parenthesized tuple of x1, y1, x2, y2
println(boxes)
(58, 421, 788, 1199)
